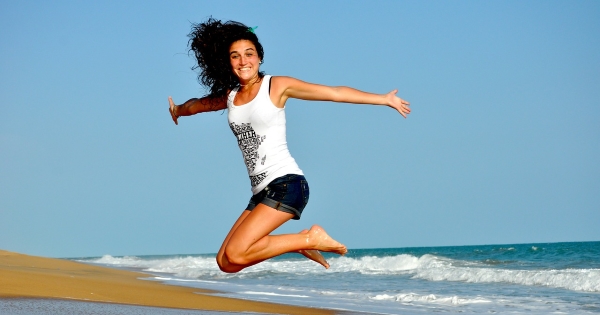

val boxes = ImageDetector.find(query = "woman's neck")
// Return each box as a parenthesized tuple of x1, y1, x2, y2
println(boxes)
(239, 75, 262, 90)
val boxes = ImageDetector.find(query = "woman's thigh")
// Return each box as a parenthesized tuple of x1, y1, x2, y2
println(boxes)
(227, 204, 294, 250)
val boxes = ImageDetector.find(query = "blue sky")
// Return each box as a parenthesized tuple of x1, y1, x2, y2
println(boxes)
(1, 1, 598, 258)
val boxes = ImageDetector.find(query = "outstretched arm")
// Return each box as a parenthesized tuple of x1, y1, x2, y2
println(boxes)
(168, 96, 227, 125)
(272, 76, 411, 118)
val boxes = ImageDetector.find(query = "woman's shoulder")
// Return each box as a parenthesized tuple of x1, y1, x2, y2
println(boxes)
(269, 75, 302, 89)
(270, 75, 293, 81)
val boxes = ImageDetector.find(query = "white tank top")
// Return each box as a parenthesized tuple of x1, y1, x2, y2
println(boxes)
(227, 75, 303, 194)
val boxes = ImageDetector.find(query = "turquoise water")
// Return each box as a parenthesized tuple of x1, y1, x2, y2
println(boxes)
(78, 241, 600, 314)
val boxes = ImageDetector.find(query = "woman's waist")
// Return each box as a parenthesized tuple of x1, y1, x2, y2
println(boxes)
(250, 165, 304, 194)
(248, 154, 300, 176)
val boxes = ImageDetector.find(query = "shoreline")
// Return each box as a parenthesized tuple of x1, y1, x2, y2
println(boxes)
(0, 250, 339, 315)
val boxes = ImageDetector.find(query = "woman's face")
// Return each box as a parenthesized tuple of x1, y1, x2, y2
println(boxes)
(229, 40, 261, 84)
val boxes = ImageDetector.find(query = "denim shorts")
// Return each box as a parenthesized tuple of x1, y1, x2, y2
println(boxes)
(246, 174, 309, 220)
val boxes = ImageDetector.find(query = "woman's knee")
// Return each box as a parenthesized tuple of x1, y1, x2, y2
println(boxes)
(216, 253, 243, 273)
(224, 244, 251, 266)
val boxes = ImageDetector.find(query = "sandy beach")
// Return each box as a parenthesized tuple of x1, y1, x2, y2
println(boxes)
(0, 250, 337, 314)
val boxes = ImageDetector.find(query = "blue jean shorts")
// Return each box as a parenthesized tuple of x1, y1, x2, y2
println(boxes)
(246, 174, 309, 220)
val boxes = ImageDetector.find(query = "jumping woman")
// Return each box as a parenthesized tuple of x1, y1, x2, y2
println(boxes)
(168, 18, 410, 273)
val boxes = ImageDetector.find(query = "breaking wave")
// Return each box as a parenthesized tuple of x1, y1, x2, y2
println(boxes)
(80, 252, 600, 292)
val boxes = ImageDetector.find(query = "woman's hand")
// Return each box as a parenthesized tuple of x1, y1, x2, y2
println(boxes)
(386, 89, 411, 118)
(168, 96, 179, 125)
(167, 97, 227, 123)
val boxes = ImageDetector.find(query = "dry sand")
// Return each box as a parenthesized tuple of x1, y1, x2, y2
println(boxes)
(0, 250, 337, 314)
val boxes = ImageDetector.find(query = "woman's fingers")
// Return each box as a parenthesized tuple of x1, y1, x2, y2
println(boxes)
(387, 91, 410, 118)
(168, 96, 179, 125)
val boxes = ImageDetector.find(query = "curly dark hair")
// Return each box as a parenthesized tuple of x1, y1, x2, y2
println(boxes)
(188, 17, 265, 98)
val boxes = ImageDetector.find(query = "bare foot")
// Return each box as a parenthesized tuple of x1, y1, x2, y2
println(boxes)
(297, 230, 329, 269)
(308, 225, 347, 255)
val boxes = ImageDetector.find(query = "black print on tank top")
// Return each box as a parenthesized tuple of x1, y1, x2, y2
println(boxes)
(229, 122, 267, 185)
(250, 173, 268, 187)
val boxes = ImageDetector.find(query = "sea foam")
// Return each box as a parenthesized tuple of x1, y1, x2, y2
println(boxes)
(82, 252, 600, 292)
(413, 254, 600, 292)
(332, 254, 600, 292)
(370, 293, 491, 305)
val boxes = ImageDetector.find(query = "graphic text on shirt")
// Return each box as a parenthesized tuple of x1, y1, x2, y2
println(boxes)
(229, 122, 267, 186)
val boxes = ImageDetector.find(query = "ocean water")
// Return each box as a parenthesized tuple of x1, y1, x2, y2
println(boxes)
(76, 241, 600, 314)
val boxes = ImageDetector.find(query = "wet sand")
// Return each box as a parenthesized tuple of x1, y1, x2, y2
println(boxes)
(0, 250, 337, 314)
(0, 297, 272, 315)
